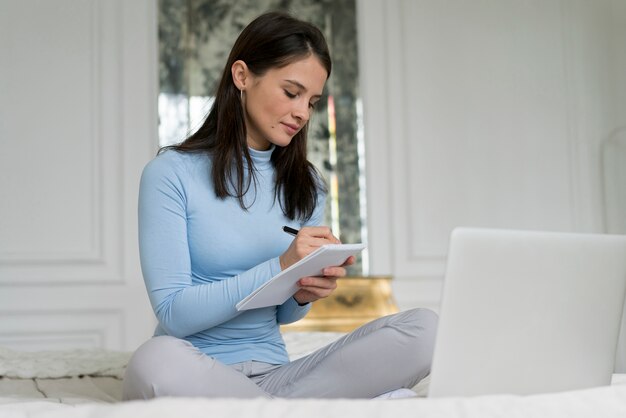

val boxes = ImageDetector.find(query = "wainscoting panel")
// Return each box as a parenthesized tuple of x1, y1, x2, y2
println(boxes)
(361, 0, 620, 298)
(0, 0, 158, 351)
(0, 310, 124, 351)
(359, 0, 626, 370)
(0, 0, 127, 285)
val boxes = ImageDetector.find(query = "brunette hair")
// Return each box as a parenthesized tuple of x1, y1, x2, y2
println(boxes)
(164, 11, 331, 221)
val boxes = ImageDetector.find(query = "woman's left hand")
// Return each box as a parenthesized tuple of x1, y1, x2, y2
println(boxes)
(292, 256, 356, 305)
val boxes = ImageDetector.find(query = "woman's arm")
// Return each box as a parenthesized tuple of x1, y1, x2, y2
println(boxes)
(277, 192, 346, 324)
(138, 155, 280, 338)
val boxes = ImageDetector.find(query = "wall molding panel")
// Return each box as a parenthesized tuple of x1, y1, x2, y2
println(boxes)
(0, 0, 158, 351)
(0, 310, 124, 351)
(0, 0, 126, 284)
(359, 0, 622, 307)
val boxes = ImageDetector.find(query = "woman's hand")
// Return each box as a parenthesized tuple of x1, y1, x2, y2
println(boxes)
(278, 226, 355, 305)
(279, 226, 338, 270)
(292, 256, 355, 305)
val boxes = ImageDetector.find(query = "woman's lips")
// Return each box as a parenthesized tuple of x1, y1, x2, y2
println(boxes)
(281, 122, 299, 135)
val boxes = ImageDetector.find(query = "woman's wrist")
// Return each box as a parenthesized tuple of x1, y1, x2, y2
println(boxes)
(293, 296, 310, 306)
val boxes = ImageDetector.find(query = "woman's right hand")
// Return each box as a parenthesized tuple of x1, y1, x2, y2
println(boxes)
(279, 226, 340, 270)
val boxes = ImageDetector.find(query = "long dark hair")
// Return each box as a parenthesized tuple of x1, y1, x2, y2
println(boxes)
(164, 11, 331, 221)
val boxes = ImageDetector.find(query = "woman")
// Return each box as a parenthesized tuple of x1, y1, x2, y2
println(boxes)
(123, 11, 437, 400)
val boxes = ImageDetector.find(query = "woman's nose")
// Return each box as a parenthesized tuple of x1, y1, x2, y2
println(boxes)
(292, 100, 310, 122)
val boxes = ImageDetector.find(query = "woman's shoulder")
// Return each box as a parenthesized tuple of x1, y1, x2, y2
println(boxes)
(143, 148, 209, 178)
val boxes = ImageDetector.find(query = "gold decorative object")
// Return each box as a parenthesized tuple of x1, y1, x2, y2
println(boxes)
(281, 276, 399, 332)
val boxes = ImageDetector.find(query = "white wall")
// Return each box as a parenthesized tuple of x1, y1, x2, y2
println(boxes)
(358, 0, 626, 370)
(0, 0, 158, 351)
(1, 0, 624, 360)
(358, 0, 626, 309)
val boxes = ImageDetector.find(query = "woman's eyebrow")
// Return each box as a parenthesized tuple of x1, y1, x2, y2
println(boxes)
(284, 79, 322, 98)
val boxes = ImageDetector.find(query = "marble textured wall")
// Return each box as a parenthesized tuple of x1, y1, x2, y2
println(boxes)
(158, 0, 365, 273)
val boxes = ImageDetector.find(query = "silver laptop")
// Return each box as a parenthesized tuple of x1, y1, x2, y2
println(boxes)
(428, 227, 626, 397)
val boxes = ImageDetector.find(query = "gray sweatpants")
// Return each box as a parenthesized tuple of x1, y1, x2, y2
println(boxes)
(122, 308, 438, 399)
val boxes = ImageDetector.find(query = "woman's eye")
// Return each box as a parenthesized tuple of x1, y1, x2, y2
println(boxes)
(284, 90, 297, 99)
(309, 102, 317, 110)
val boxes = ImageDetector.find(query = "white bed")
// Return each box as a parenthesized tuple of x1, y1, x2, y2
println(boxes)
(1, 332, 626, 418)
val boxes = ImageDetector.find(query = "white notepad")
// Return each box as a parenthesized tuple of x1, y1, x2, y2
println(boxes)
(236, 243, 366, 311)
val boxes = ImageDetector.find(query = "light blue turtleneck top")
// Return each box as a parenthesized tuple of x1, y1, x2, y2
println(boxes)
(138, 147, 322, 365)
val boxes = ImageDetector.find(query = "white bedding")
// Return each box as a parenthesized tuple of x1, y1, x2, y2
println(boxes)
(1, 332, 626, 418)
(2, 385, 626, 418)
(0, 332, 347, 405)
(0, 347, 129, 379)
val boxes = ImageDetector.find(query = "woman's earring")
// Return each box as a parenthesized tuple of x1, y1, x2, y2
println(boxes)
(240, 89, 244, 101)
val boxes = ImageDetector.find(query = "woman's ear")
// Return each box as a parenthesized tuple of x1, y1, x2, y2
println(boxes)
(231, 60, 249, 91)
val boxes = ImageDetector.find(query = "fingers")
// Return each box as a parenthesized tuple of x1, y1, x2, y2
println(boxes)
(322, 264, 348, 278)
(341, 255, 356, 267)
(298, 275, 339, 288)
(289, 226, 337, 257)
(293, 261, 349, 304)
(288, 226, 340, 261)
(279, 226, 341, 270)
(294, 276, 338, 303)
(298, 226, 340, 246)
